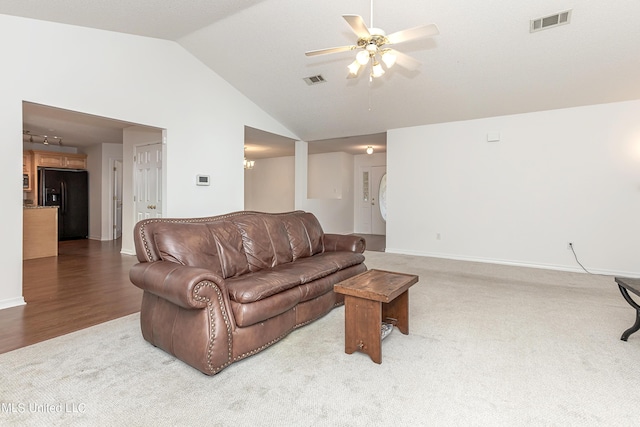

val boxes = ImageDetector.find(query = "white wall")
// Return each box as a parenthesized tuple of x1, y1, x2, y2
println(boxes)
(294, 142, 354, 234)
(1, 14, 297, 308)
(387, 100, 640, 276)
(308, 152, 346, 199)
(244, 156, 295, 213)
(85, 143, 102, 240)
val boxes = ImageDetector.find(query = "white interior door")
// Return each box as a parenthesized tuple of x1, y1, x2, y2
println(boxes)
(134, 143, 163, 221)
(113, 159, 123, 239)
(371, 166, 387, 235)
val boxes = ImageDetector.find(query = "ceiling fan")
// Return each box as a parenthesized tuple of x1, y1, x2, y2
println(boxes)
(305, 3, 439, 80)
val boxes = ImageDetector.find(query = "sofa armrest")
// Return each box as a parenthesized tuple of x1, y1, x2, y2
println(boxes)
(323, 234, 366, 253)
(129, 261, 228, 310)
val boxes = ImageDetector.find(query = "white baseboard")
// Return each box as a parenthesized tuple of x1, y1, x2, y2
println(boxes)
(384, 247, 639, 278)
(0, 297, 26, 310)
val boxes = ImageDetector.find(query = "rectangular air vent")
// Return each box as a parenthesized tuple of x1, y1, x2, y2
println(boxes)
(303, 75, 326, 85)
(530, 9, 572, 33)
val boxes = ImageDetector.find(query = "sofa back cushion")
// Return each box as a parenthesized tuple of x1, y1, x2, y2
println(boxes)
(282, 212, 324, 260)
(134, 211, 326, 278)
(152, 222, 225, 277)
(231, 215, 293, 272)
(149, 220, 252, 279)
(208, 220, 251, 278)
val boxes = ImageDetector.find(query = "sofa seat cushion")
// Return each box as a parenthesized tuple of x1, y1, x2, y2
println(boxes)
(226, 252, 365, 304)
(231, 286, 301, 327)
(298, 263, 367, 303)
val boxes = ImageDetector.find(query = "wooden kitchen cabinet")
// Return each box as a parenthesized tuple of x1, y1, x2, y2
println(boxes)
(31, 150, 87, 170)
(22, 152, 32, 191)
(23, 206, 58, 259)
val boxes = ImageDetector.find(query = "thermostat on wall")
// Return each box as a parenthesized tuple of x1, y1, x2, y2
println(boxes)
(196, 175, 210, 186)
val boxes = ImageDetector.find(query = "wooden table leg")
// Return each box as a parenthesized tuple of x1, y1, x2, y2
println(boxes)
(383, 290, 409, 335)
(344, 295, 382, 364)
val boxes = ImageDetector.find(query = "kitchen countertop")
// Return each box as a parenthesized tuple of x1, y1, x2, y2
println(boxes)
(23, 205, 58, 209)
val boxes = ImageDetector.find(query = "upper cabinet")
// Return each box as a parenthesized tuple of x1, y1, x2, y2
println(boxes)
(31, 150, 87, 170)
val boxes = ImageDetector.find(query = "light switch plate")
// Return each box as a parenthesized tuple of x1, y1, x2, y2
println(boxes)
(487, 132, 501, 142)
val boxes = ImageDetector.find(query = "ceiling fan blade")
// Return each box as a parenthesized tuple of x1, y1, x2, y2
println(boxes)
(386, 23, 439, 44)
(305, 45, 356, 56)
(391, 50, 422, 71)
(343, 15, 370, 38)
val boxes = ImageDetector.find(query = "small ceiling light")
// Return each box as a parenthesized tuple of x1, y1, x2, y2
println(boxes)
(43, 136, 48, 145)
(366, 146, 373, 155)
(244, 147, 255, 169)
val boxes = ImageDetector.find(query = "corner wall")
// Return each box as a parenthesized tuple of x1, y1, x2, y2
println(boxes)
(295, 142, 355, 234)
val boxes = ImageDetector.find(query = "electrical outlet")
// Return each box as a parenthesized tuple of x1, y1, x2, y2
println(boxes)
(567, 242, 573, 250)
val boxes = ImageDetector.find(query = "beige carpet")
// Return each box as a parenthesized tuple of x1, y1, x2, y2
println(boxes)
(1, 251, 638, 426)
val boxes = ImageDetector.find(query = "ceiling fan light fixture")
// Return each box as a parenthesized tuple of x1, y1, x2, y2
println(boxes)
(348, 60, 361, 76)
(381, 50, 396, 68)
(356, 50, 370, 65)
(371, 61, 385, 78)
(304, 5, 439, 82)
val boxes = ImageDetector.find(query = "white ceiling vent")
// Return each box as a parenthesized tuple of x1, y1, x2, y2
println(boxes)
(303, 75, 326, 85)
(530, 10, 572, 33)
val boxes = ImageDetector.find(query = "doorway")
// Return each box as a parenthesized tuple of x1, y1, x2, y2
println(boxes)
(112, 159, 123, 239)
(371, 166, 387, 235)
(134, 143, 163, 220)
(359, 165, 387, 235)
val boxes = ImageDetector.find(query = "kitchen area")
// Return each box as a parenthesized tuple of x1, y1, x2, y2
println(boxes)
(23, 149, 88, 260)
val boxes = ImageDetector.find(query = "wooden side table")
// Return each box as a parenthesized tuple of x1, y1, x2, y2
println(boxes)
(615, 277, 640, 341)
(334, 269, 419, 364)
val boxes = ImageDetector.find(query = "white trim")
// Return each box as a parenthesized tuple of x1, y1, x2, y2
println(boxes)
(0, 297, 26, 310)
(384, 248, 639, 278)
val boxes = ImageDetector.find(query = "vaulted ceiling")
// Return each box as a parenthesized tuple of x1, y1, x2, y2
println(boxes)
(6, 1, 640, 151)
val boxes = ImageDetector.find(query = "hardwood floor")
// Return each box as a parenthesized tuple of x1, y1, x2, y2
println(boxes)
(0, 238, 142, 355)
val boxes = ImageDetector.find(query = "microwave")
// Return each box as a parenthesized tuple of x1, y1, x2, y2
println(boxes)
(23, 174, 29, 189)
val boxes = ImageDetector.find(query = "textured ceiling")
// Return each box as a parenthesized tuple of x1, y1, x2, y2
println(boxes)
(7, 0, 640, 153)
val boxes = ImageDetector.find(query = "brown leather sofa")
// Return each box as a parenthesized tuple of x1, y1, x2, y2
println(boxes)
(130, 210, 366, 375)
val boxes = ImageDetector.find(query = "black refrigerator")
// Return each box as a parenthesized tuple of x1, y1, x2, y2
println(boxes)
(38, 167, 89, 240)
